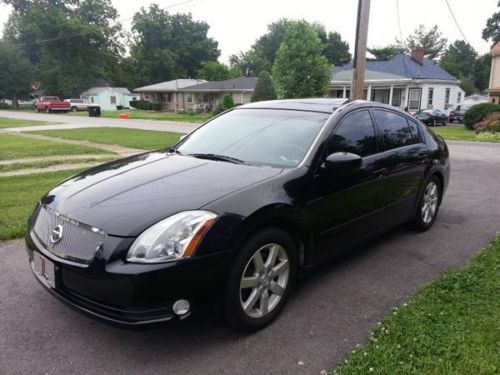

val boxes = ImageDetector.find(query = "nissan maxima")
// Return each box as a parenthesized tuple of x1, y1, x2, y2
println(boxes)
(26, 99, 450, 331)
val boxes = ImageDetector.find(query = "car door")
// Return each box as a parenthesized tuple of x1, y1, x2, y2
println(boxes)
(370, 109, 428, 228)
(309, 109, 391, 261)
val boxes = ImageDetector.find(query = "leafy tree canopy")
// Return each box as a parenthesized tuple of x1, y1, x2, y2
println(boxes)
(367, 44, 406, 61)
(272, 20, 331, 99)
(197, 61, 238, 81)
(482, 1, 500, 43)
(130, 4, 219, 86)
(440, 40, 478, 78)
(0, 39, 33, 106)
(405, 24, 447, 60)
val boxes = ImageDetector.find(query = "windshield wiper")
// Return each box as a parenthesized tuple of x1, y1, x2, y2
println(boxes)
(188, 153, 246, 165)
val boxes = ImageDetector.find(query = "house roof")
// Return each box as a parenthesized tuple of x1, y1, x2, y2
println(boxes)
(182, 77, 257, 92)
(81, 87, 132, 96)
(134, 79, 204, 92)
(333, 54, 459, 82)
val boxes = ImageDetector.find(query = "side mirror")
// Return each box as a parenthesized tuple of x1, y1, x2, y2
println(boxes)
(323, 152, 362, 173)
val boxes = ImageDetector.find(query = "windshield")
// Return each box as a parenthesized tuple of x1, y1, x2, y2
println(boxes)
(176, 108, 330, 168)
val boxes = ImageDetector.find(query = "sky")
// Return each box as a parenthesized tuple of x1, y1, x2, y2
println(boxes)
(0, 0, 497, 62)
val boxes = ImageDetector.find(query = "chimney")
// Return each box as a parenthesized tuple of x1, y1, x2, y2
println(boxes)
(411, 47, 424, 65)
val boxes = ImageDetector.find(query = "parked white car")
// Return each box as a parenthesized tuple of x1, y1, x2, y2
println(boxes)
(64, 99, 90, 112)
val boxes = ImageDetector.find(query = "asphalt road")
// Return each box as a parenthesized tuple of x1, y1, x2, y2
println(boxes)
(0, 110, 199, 134)
(1, 141, 500, 375)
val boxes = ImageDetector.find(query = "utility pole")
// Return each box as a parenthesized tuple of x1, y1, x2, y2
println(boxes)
(351, 0, 371, 100)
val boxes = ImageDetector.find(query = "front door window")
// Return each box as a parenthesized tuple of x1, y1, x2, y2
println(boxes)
(408, 88, 422, 111)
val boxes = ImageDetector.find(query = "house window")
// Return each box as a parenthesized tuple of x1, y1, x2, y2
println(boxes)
(457, 91, 462, 103)
(391, 89, 402, 107)
(203, 94, 208, 103)
(110, 96, 116, 105)
(427, 88, 434, 109)
(408, 88, 422, 111)
(91, 97, 94, 103)
(187, 95, 192, 103)
(445, 88, 451, 108)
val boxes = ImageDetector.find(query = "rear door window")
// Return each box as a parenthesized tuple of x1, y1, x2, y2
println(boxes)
(329, 110, 377, 157)
(372, 110, 418, 150)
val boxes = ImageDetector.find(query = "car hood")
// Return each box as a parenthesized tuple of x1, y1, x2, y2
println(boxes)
(42, 151, 282, 236)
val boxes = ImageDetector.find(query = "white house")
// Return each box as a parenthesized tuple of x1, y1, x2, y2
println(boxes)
(331, 48, 465, 115)
(80, 86, 139, 111)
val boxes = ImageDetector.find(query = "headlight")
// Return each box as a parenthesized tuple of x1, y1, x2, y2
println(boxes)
(127, 211, 217, 263)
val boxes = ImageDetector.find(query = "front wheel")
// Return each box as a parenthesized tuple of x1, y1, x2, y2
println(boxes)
(410, 176, 441, 231)
(224, 228, 297, 331)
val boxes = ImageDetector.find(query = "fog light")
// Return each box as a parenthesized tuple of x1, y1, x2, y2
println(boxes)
(172, 299, 190, 315)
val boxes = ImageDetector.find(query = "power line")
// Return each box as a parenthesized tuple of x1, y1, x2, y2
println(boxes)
(443, 0, 472, 46)
(14, 0, 199, 47)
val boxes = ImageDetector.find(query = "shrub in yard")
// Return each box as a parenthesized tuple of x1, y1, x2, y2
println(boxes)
(222, 93, 234, 109)
(473, 112, 500, 133)
(463, 103, 500, 129)
(251, 71, 277, 102)
(129, 100, 161, 111)
(0, 103, 12, 109)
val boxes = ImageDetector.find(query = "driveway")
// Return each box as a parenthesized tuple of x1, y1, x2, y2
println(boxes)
(1, 141, 500, 375)
(0, 110, 199, 134)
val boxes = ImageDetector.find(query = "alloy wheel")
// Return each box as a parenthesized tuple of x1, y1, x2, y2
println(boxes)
(239, 243, 289, 319)
(421, 181, 439, 224)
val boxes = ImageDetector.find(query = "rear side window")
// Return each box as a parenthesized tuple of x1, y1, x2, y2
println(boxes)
(373, 110, 418, 150)
(329, 110, 377, 157)
(407, 118, 421, 141)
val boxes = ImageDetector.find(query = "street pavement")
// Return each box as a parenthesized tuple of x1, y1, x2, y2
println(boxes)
(0, 141, 499, 375)
(0, 110, 199, 134)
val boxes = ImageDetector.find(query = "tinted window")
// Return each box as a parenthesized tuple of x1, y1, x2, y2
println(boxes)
(177, 109, 329, 168)
(329, 110, 377, 157)
(407, 119, 421, 141)
(373, 110, 417, 150)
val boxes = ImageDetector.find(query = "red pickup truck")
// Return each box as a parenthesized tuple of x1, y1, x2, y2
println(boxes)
(35, 96, 71, 113)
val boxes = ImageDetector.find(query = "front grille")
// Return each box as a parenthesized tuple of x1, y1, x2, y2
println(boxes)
(32, 205, 106, 265)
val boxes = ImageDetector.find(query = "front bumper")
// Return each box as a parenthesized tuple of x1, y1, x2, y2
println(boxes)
(26, 230, 233, 326)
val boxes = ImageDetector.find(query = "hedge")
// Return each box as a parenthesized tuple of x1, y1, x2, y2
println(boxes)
(463, 103, 500, 129)
(129, 100, 161, 111)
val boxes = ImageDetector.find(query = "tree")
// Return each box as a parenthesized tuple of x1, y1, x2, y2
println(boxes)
(251, 71, 276, 102)
(272, 21, 331, 99)
(405, 25, 447, 60)
(0, 39, 33, 107)
(483, 1, 500, 43)
(473, 54, 492, 93)
(197, 61, 238, 81)
(368, 44, 406, 61)
(440, 41, 478, 78)
(323, 31, 351, 66)
(130, 5, 219, 85)
(3, 0, 125, 97)
(229, 50, 268, 77)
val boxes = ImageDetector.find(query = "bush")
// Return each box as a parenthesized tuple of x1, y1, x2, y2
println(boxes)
(252, 71, 277, 102)
(463, 103, 500, 129)
(0, 103, 12, 109)
(489, 120, 500, 133)
(212, 93, 235, 116)
(129, 100, 161, 111)
(473, 113, 500, 133)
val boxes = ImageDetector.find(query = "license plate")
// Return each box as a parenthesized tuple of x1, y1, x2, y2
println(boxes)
(33, 252, 55, 288)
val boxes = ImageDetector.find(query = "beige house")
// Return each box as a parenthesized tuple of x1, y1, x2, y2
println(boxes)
(134, 77, 257, 112)
(487, 41, 500, 104)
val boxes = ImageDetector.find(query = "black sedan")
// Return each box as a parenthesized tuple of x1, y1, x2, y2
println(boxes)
(415, 109, 448, 126)
(26, 99, 450, 331)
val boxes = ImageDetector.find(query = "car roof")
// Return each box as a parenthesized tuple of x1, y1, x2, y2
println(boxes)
(239, 98, 349, 113)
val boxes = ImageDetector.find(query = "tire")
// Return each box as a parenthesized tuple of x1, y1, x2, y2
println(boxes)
(410, 175, 442, 231)
(442, 118, 447, 126)
(45, 107, 50, 113)
(432, 119, 437, 126)
(71, 107, 77, 112)
(224, 228, 297, 332)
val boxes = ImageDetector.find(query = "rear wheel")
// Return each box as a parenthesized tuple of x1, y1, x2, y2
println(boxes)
(71, 106, 77, 112)
(410, 176, 441, 231)
(432, 119, 437, 126)
(224, 228, 297, 331)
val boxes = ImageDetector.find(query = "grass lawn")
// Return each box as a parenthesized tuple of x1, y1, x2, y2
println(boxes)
(0, 134, 111, 161)
(31, 127, 182, 150)
(0, 156, 116, 173)
(0, 169, 82, 240)
(432, 126, 500, 142)
(67, 109, 212, 123)
(0, 117, 49, 129)
(332, 238, 500, 375)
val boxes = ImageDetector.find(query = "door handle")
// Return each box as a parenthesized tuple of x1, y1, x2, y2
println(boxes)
(373, 167, 387, 176)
